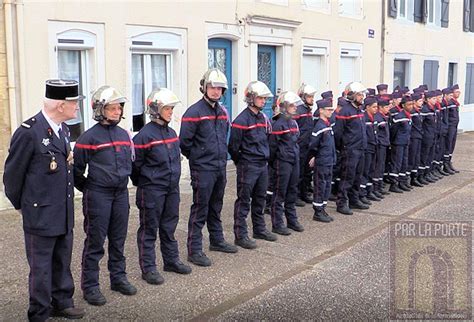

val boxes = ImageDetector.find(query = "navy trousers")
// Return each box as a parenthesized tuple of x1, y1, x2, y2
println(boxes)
(374, 145, 388, 187)
(25, 231, 75, 322)
(331, 151, 342, 195)
(408, 138, 422, 178)
(447, 125, 458, 161)
(81, 188, 129, 292)
(436, 134, 448, 164)
(337, 148, 364, 206)
(420, 139, 436, 175)
(361, 150, 376, 197)
(233, 162, 268, 239)
(187, 168, 226, 255)
(270, 159, 300, 229)
(312, 165, 332, 211)
(136, 187, 180, 273)
(390, 145, 408, 183)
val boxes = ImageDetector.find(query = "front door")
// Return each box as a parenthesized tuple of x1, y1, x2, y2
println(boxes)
(208, 38, 232, 117)
(257, 45, 276, 118)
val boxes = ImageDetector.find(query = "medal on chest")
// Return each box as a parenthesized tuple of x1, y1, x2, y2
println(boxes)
(48, 151, 58, 173)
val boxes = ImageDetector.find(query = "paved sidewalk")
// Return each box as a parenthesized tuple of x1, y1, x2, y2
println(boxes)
(0, 133, 473, 321)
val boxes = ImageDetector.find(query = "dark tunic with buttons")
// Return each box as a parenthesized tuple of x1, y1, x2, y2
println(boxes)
(4, 111, 75, 236)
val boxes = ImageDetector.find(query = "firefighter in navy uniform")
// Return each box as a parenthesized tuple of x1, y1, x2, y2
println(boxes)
(269, 92, 304, 235)
(228, 81, 277, 249)
(333, 82, 369, 215)
(389, 95, 414, 193)
(446, 84, 461, 173)
(360, 97, 380, 203)
(440, 87, 455, 175)
(308, 98, 336, 223)
(132, 88, 192, 285)
(295, 83, 318, 206)
(180, 69, 238, 267)
(74, 85, 137, 306)
(3, 80, 85, 321)
(408, 93, 425, 187)
(419, 91, 439, 184)
(373, 98, 391, 197)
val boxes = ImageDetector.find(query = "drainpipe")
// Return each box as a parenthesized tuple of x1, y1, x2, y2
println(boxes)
(380, 0, 386, 84)
(4, 0, 18, 131)
(16, 0, 26, 123)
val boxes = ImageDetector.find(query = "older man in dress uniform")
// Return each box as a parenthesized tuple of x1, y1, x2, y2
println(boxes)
(3, 80, 85, 321)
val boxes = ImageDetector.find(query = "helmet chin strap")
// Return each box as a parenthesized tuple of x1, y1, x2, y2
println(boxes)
(204, 93, 219, 103)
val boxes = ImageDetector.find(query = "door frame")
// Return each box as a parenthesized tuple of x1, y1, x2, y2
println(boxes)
(208, 38, 233, 117)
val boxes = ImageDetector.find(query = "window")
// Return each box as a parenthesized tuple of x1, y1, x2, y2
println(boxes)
(339, 0, 362, 17)
(448, 63, 457, 87)
(423, 60, 439, 90)
(399, 0, 407, 18)
(302, 45, 328, 93)
(339, 44, 362, 94)
(464, 0, 474, 32)
(57, 50, 87, 141)
(303, 0, 330, 12)
(465, 63, 474, 104)
(394, 60, 410, 89)
(48, 22, 105, 142)
(427, 0, 442, 26)
(131, 54, 171, 131)
(127, 27, 187, 132)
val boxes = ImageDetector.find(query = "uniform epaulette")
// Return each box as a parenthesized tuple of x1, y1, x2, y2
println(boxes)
(21, 117, 37, 129)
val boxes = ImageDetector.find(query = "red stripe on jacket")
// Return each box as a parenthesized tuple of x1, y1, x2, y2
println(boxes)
(75, 141, 131, 150)
(134, 137, 179, 149)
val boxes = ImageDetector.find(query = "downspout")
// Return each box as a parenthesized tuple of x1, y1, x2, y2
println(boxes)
(16, 0, 26, 123)
(380, 0, 386, 84)
(4, 0, 18, 131)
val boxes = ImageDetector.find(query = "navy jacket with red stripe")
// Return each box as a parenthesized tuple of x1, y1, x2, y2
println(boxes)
(333, 99, 367, 151)
(228, 106, 270, 165)
(364, 111, 377, 153)
(179, 98, 229, 171)
(131, 121, 181, 190)
(390, 109, 412, 146)
(309, 118, 336, 167)
(440, 99, 450, 135)
(375, 112, 390, 147)
(420, 103, 438, 142)
(293, 103, 314, 148)
(73, 123, 132, 192)
(448, 98, 460, 126)
(269, 114, 300, 165)
(410, 109, 423, 140)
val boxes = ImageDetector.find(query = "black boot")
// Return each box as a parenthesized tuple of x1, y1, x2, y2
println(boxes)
(438, 166, 450, 176)
(399, 182, 411, 192)
(417, 175, 429, 185)
(443, 163, 455, 175)
(411, 178, 423, 187)
(448, 161, 460, 173)
(349, 200, 370, 210)
(313, 209, 332, 223)
(389, 183, 403, 193)
(322, 208, 334, 221)
(367, 191, 382, 201)
(337, 203, 353, 215)
(359, 196, 372, 205)
(373, 190, 384, 199)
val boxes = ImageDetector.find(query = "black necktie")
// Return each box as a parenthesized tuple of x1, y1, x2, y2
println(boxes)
(58, 128, 70, 154)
